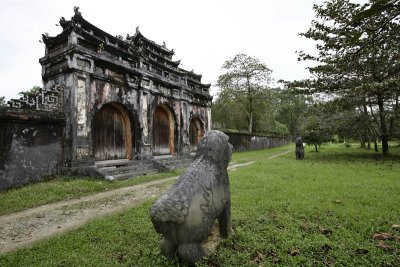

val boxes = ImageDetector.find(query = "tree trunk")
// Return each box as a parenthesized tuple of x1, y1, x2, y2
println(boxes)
(314, 144, 318, 152)
(374, 139, 378, 152)
(248, 111, 253, 133)
(377, 93, 389, 156)
(362, 104, 370, 150)
(360, 135, 366, 148)
(247, 76, 253, 133)
(381, 134, 389, 155)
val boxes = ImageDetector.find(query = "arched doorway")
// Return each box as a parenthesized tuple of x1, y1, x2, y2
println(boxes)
(153, 105, 175, 155)
(189, 117, 204, 151)
(94, 103, 133, 161)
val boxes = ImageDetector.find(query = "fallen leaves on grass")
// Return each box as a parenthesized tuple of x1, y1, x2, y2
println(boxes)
(300, 222, 311, 232)
(321, 244, 332, 253)
(354, 248, 369, 255)
(271, 256, 281, 264)
(266, 250, 281, 264)
(373, 232, 394, 240)
(319, 226, 333, 236)
(391, 224, 400, 230)
(333, 199, 342, 204)
(376, 241, 392, 250)
(250, 250, 265, 265)
(288, 248, 300, 256)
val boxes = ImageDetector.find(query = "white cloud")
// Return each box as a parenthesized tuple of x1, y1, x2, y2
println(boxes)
(0, 0, 318, 100)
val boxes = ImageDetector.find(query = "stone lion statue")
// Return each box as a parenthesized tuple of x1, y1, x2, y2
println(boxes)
(150, 130, 232, 265)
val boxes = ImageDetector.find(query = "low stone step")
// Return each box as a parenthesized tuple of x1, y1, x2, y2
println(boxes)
(154, 157, 193, 171)
(95, 159, 151, 169)
(109, 169, 159, 180)
(158, 156, 192, 162)
(95, 159, 160, 180)
(162, 159, 191, 165)
(99, 162, 155, 175)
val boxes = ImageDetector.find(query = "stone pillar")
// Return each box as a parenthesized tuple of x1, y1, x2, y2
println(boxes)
(69, 73, 95, 167)
(63, 56, 95, 168)
(138, 90, 152, 159)
(181, 101, 190, 155)
(207, 107, 212, 131)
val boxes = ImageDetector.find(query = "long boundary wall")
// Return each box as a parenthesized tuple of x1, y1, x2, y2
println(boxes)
(0, 108, 65, 190)
(224, 132, 291, 152)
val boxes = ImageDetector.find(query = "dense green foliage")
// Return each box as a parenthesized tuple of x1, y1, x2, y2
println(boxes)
(213, 54, 275, 134)
(1, 144, 399, 266)
(302, 115, 330, 152)
(274, 88, 311, 137)
(213, 71, 310, 136)
(291, 0, 400, 155)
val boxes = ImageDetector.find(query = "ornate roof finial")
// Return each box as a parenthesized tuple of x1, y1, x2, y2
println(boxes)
(59, 17, 69, 28)
(136, 26, 140, 33)
(162, 41, 166, 48)
(41, 33, 49, 44)
(73, 6, 81, 16)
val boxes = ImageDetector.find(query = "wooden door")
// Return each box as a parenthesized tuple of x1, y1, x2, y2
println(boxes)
(189, 118, 203, 151)
(153, 106, 170, 155)
(95, 104, 127, 160)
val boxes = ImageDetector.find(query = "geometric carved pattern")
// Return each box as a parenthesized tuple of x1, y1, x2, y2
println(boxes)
(7, 84, 64, 111)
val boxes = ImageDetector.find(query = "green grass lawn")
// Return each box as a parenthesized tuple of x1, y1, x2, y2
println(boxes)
(0, 144, 293, 216)
(1, 143, 400, 266)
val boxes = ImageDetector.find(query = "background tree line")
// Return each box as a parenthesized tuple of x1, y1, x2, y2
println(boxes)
(212, 54, 311, 137)
(288, 0, 400, 155)
(214, 0, 399, 156)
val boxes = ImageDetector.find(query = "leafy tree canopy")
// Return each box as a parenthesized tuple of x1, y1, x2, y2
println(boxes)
(216, 54, 272, 133)
(289, 0, 399, 155)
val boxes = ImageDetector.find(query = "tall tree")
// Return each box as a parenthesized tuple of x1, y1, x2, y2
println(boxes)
(291, 0, 400, 155)
(302, 115, 330, 152)
(212, 89, 248, 131)
(274, 88, 311, 138)
(216, 54, 272, 133)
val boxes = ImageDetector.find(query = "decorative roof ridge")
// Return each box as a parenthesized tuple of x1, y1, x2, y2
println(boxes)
(143, 46, 179, 64)
(43, 7, 129, 47)
(172, 59, 181, 66)
(179, 68, 203, 79)
(42, 7, 82, 44)
(140, 54, 185, 76)
(129, 27, 175, 56)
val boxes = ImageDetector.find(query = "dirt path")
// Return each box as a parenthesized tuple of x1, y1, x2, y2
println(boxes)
(0, 149, 292, 255)
(228, 149, 293, 170)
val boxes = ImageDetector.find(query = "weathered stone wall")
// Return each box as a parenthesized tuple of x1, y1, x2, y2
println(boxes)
(224, 132, 291, 152)
(0, 108, 65, 191)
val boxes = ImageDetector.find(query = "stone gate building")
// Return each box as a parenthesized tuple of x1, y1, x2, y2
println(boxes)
(0, 8, 212, 190)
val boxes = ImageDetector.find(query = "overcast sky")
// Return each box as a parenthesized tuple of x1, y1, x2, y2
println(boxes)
(0, 0, 318, 100)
